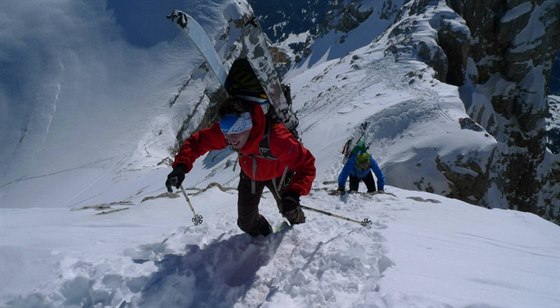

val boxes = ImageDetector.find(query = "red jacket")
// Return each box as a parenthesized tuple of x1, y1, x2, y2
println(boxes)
(173, 104, 316, 196)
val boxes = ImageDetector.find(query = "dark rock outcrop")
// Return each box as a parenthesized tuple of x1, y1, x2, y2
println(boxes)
(248, 0, 559, 221)
(447, 0, 560, 217)
(378, 0, 559, 220)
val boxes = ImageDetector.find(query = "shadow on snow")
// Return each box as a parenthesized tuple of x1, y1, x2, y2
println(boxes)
(138, 231, 286, 307)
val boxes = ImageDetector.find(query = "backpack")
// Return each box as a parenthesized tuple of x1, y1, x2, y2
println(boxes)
(224, 58, 299, 160)
(224, 58, 266, 99)
(341, 121, 371, 162)
(225, 58, 295, 116)
(342, 138, 369, 161)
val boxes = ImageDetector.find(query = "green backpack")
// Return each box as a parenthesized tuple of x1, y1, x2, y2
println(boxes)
(342, 138, 369, 161)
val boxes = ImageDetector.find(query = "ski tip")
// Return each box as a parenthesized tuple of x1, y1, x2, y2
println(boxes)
(167, 10, 187, 29)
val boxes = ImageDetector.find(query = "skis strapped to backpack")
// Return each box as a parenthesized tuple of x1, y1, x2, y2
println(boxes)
(167, 10, 300, 141)
(342, 122, 370, 161)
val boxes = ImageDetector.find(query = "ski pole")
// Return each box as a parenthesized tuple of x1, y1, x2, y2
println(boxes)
(180, 185, 203, 226)
(300, 205, 372, 228)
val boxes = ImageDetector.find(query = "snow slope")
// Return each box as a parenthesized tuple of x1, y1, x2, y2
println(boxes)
(2, 186, 558, 307)
(0, 0, 244, 209)
(1, 0, 559, 307)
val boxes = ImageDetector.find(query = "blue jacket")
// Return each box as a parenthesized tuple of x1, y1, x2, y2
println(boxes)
(338, 153, 385, 190)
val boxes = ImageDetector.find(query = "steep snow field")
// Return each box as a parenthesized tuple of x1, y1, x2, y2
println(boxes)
(1, 0, 559, 307)
(2, 185, 558, 307)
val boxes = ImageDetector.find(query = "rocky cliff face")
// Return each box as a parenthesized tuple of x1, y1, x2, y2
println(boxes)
(548, 95, 560, 154)
(248, 0, 403, 66)
(551, 54, 560, 94)
(378, 0, 494, 207)
(386, 0, 559, 220)
(248, 0, 368, 52)
(250, 0, 559, 222)
(446, 0, 559, 218)
(375, 0, 560, 220)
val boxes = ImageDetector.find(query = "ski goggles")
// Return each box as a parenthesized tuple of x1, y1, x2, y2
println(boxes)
(219, 112, 253, 135)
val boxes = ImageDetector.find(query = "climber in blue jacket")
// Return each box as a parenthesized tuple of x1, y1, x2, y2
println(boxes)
(338, 152, 385, 193)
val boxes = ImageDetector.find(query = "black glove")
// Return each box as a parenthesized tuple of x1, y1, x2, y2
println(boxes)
(165, 164, 187, 193)
(281, 191, 305, 225)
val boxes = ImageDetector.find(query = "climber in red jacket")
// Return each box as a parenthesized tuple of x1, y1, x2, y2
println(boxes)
(166, 97, 316, 237)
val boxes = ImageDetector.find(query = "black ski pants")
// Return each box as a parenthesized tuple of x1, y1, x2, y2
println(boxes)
(237, 171, 284, 237)
(349, 172, 377, 193)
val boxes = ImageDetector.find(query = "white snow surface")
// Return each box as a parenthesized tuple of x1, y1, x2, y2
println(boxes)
(2, 186, 559, 307)
(1, 0, 559, 307)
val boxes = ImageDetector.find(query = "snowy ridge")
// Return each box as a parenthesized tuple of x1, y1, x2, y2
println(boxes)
(3, 186, 558, 307)
(287, 42, 495, 199)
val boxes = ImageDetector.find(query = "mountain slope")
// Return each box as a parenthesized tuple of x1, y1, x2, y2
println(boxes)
(2, 0, 558, 223)
(257, 0, 560, 221)
(2, 187, 558, 307)
(249, 0, 406, 69)
(1, 0, 559, 307)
